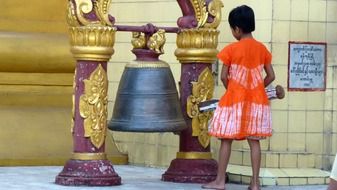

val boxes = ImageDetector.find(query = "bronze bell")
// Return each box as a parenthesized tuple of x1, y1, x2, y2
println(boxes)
(108, 48, 187, 132)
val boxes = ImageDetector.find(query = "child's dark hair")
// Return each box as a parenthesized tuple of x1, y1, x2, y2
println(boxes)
(228, 5, 255, 33)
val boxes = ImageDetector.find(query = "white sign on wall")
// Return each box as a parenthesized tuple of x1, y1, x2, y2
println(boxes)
(288, 42, 327, 91)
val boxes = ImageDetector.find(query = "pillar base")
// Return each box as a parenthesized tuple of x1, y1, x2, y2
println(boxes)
(55, 159, 121, 186)
(162, 158, 218, 183)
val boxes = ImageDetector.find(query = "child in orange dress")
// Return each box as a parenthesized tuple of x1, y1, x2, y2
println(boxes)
(202, 5, 275, 190)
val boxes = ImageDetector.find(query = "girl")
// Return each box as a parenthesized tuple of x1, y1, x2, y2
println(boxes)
(202, 5, 275, 190)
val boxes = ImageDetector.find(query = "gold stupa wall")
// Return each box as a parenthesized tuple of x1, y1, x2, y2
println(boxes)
(0, 0, 126, 165)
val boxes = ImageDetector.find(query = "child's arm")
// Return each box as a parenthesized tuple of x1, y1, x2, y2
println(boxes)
(220, 65, 229, 89)
(263, 64, 275, 87)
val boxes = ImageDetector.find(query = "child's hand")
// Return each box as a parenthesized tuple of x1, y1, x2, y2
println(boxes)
(266, 85, 285, 100)
(275, 85, 285, 99)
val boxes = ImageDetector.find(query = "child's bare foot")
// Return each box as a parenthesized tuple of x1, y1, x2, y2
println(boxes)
(201, 180, 225, 190)
(248, 186, 260, 190)
(248, 181, 261, 190)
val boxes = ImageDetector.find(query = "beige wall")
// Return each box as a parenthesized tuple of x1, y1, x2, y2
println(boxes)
(108, 0, 337, 170)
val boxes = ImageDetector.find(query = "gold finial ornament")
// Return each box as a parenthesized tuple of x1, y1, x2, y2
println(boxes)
(187, 68, 214, 148)
(79, 64, 108, 149)
(131, 32, 146, 49)
(147, 29, 166, 54)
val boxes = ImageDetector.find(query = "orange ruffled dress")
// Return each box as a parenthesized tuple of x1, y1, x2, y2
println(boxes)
(209, 38, 272, 140)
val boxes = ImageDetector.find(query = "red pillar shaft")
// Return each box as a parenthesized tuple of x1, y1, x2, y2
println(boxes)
(162, 63, 217, 183)
(55, 0, 120, 185)
(55, 61, 121, 186)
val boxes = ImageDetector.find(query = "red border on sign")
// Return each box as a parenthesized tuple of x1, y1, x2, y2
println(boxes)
(287, 41, 327, 92)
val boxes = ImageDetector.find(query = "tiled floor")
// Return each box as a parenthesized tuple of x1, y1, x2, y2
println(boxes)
(227, 164, 330, 186)
(0, 165, 328, 190)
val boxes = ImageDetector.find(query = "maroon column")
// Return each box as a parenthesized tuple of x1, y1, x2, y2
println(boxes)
(55, 61, 121, 186)
(162, 0, 223, 183)
(55, 0, 121, 186)
(162, 63, 217, 183)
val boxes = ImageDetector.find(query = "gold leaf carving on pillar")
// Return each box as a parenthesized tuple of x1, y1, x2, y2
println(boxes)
(71, 70, 77, 133)
(95, 0, 113, 26)
(68, 1, 81, 27)
(189, 0, 208, 28)
(67, 0, 115, 149)
(189, 0, 223, 28)
(70, 0, 113, 26)
(79, 64, 108, 149)
(187, 68, 214, 148)
(204, 0, 224, 29)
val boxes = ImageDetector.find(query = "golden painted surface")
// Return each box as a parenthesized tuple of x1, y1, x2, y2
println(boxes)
(71, 70, 77, 133)
(0, 73, 73, 86)
(0, 105, 128, 165)
(187, 68, 214, 148)
(175, 0, 223, 63)
(189, 0, 208, 27)
(0, 85, 73, 107)
(189, 0, 223, 28)
(95, 0, 113, 26)
(79, 65, 108, 149)
(0, 1, 74, 73)
(147, 29, 166, 54)
(175, 28, 219, 63)
(67, 0, 81, 27)
(0, 32, 75, 73)
(0, 0, 128, 166)
(131, 32, 146, 49)
(0, 72, 73, 107)
(176, 151, 212, 159)
(72, 152, 107, 160)
(69, 0, 113, 26)
(0, 0, 67, 33)
(69, 26, 116, 61)
(204, 0, 224, 29)
(67, 0, 116, 61)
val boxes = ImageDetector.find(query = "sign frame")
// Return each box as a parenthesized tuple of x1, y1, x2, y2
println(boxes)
(287, 41, 327, 91)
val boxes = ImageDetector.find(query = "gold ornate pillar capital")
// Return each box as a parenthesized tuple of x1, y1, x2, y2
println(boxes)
(69, 26, 116, 62)
(67, 0, 117, 62)
(175, 0, 223, 64)
(175, 28, 219, 64)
